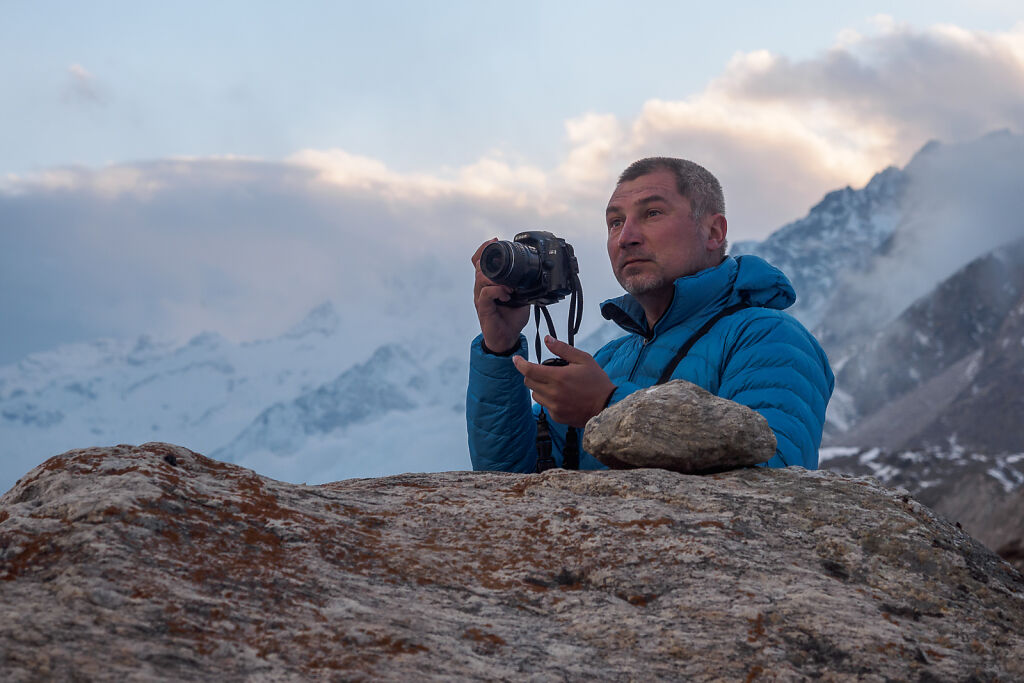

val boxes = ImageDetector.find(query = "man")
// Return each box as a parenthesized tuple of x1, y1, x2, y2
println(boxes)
(467, 157, 834, 472)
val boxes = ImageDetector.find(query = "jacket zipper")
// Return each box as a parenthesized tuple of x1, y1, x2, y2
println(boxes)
(627, 332, 654, 382)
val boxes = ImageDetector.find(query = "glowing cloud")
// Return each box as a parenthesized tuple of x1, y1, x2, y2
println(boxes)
(287, 148, 550, 209)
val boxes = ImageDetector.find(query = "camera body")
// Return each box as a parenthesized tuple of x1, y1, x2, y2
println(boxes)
(480, 230, 579, 307)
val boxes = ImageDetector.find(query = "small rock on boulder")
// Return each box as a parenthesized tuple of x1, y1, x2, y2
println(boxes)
(583, 379, 776, 472)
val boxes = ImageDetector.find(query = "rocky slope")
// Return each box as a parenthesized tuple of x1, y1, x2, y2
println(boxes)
(2, 443, 1023, 680)
(821, 447, 1024, 571)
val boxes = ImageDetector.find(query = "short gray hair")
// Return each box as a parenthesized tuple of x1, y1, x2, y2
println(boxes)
(617, 157, 725, 220)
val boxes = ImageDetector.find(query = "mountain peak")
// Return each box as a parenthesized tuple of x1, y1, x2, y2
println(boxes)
(906, 138, 943, 169)
(284, 301, 341, 338)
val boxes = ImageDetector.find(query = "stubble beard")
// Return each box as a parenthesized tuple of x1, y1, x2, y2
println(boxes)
(616, 266, 669, 298)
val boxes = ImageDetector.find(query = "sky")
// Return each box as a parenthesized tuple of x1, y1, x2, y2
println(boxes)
(2, 1, 1024, 364)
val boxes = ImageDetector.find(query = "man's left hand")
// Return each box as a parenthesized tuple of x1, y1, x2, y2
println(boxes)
(512, 336, 616, 428)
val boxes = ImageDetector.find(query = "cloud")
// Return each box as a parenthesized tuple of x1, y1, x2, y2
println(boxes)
(556, 113, 626, 193)
(4, 20, 1024, 364)
(287, 148, 558, 215)
(549, 20, 1024, 237)
(0, 156, 589, 365)
(63, 63, 107, 106)
(716, 18, 1024, 143)
(28, 21, 1024, 242)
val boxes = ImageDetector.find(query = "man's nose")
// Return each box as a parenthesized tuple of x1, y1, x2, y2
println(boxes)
(617, 218, 643, 248)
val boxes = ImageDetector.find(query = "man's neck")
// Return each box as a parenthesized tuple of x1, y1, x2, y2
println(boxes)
(637, 287, 675, 330)
(636, 255, 727, 329)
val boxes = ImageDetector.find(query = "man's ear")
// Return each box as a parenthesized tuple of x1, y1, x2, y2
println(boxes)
(704, 213, 727, 251)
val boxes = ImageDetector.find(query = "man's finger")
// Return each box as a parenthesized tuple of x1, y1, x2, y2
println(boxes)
(475, 269, 502, 290)
(512, 355, 552, 385)
(475, 259, 508, 298)
(543, 335, 593, 364)
(478, 283, 512, 305)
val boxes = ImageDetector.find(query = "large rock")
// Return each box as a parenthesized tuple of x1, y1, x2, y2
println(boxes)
(583, 379, 777, 472)
(2, 443, 1023, 681)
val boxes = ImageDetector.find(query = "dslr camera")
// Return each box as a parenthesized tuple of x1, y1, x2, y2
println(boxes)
(480, 230, 580, 307)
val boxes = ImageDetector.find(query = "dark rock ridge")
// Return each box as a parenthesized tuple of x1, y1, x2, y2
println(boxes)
(3, 444, 1023, 680)
(816, 227, 1024, 585)
(826, 236, 1024, 450)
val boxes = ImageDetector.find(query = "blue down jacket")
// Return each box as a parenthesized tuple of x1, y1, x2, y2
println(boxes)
(466, 255, 834, 472)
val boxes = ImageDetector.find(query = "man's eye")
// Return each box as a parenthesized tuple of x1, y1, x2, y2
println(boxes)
(646, 209, 662, 218)
(608, 218, 623, 230)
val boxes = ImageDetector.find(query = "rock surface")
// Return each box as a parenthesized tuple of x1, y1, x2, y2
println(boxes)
(2, 443, 1024, 681)
(821, 447, 1024, 572)
(583, 379, 777, 472)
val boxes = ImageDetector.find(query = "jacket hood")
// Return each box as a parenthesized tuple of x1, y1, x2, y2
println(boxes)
(732, 254, 796, 309)
(600, 255, 796, 336)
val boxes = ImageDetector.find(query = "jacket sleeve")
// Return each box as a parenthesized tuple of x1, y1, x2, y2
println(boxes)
(716, 313, 835, 469)
(593, 339, 647, 408)
(466, 334, 538, 472)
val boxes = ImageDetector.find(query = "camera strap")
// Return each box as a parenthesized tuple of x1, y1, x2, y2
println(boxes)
(534, 410, 579, 472)
(568, 272, 583, 344)
(530, 272, 583, 364)
(532, 305, 557, 364)
(655, 302, 752, 384)
(532, 272, 584, 472)
(534, 410, 556, 472)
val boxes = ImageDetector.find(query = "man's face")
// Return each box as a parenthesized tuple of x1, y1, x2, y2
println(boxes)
(605, 168, 716, 298)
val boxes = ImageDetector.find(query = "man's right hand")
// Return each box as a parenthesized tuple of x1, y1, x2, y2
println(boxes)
(472, 238, 531, 354)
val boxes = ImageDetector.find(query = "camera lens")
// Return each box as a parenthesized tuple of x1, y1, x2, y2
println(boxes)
(481, 242, 513, 280)
(480, 240, 541, 287)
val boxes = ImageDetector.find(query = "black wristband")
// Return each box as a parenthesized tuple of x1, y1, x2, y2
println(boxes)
(602, 386, 617, 409)
(481, 339, 520, 357)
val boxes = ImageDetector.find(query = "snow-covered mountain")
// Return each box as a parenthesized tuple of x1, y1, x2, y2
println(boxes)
(728, 131, 1024, 457)
(731, 164, 907, 331)
(736, 129, 1024, 355)
(731, 132, 1024, 566)
(0, 301, 470, 492)
(211, 343, 470, 483)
